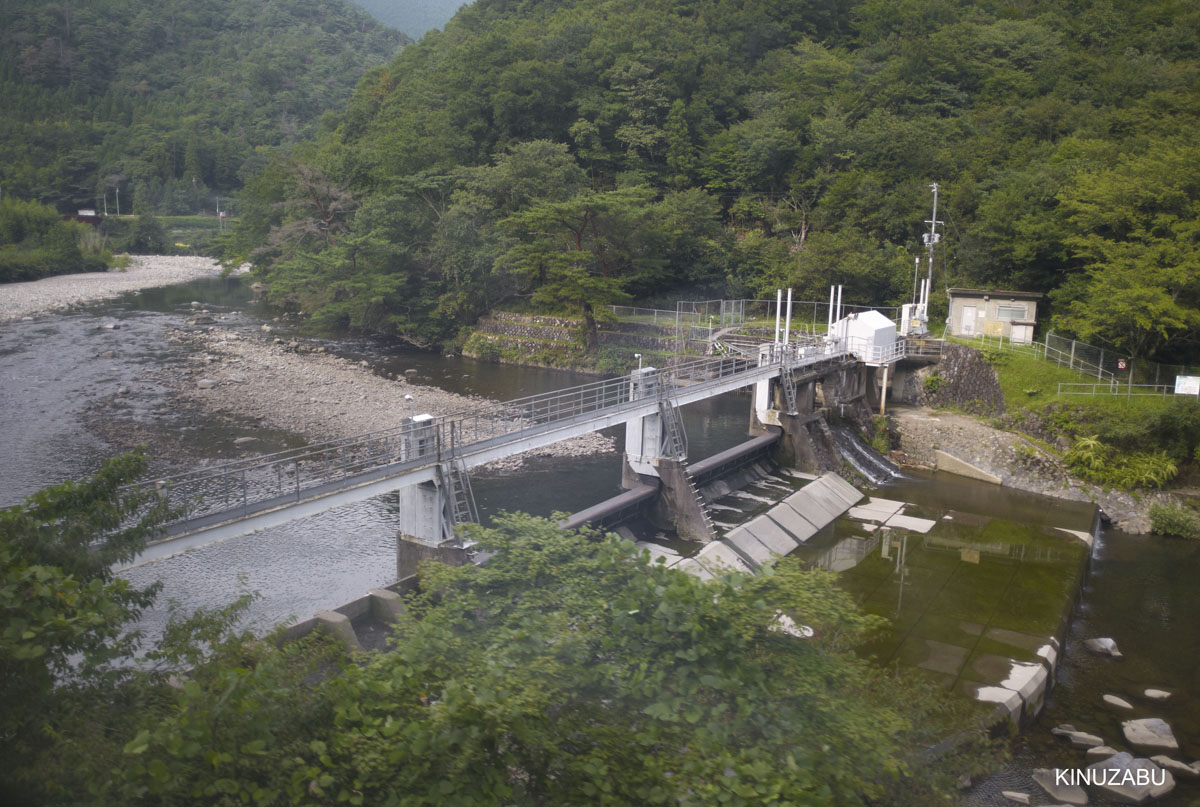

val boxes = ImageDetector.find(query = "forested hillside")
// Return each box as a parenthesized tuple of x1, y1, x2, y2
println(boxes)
(219, 0, 1200, 362)
(351, 0, 469, 38)
(0, 0, 406, 215)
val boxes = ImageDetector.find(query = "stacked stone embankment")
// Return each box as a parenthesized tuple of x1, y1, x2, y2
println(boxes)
(466, 312, 679, 366)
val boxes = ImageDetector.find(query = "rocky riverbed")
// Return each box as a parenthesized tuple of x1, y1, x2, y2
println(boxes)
(0, 256, 237, 324)
(158, 326, 615, 473)
(892, 407, 1170, 533)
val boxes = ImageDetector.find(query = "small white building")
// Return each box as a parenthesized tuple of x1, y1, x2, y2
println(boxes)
(947, 288, 1042, 344)
(831, 309, 897, 365)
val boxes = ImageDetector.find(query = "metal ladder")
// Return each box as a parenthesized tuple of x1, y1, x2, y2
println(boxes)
(655, 374, 688, 461)
(780, 362, 799, 415)
(445, 456, 478, 527)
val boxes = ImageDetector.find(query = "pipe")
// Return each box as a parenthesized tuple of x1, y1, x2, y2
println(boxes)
(775, 289, 782, 345)
(827, 285, 835, 332)
(783, 288, 792, 345)
(836, 285, 843, 337)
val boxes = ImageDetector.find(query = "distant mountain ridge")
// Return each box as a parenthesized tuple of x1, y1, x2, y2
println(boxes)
(0, 0, 406, 213)
(350, 0, 470, 38)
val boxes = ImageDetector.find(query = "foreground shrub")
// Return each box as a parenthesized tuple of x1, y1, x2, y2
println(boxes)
(1065, 435, 1178, 490)
(1149, 503, 1200, 539)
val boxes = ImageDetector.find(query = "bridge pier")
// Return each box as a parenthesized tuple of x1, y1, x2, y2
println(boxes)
(622, 366, 669, 485)
(396, 529, 471, 581)
(819, 364, 876, 435)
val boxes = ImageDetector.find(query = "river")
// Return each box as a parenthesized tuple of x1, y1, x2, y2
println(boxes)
(2, 275, 1196, 803)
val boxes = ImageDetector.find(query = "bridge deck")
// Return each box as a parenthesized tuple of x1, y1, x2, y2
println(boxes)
(121, 349, 862, 567)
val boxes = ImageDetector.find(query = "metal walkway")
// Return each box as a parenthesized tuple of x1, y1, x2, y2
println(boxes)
(124, 348, 864, 565)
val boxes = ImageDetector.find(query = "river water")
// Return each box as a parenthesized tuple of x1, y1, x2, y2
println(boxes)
(2, 276, 1196, 803)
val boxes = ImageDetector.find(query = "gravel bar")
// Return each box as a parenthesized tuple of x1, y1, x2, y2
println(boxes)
(164, 327, 615, 473)
(0, 256, 232, 324)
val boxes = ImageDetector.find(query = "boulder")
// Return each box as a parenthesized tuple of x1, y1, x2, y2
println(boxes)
(1149, 756, 1199, 780)
(117, 386, 129, 395)
(1104, 694, 1134, 710)
(1122, 718, 1179, 753)
(196, 378, 217, 389)
(1084, 752, 1174, 803)
(1087, 745, 1120, 760)
(1033, 768, 1088, 805)
(1083, 638, 1122, 658)
(1001, 791, 1031, 805)
(1143, 689, 1171, 701)
(233, 437, 257, 447)
(1051, 726, 1105, 748)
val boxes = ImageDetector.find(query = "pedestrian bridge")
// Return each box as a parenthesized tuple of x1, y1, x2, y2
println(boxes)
(122, 335, 922, 567)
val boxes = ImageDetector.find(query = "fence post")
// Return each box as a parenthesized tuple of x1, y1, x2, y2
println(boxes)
(1069, 340, 1076, 371)
(1098, 348, 1103, 379)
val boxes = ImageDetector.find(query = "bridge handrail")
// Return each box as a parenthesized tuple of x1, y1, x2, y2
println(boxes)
(122, 353, 769, 522)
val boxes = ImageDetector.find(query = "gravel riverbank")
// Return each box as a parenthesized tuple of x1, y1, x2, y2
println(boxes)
(162, 327, 615, 473)
(0, 256, 233, 324)
(892, 407, 1168, 533)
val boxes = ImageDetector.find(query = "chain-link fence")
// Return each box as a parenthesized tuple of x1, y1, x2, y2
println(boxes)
(1043, 332, 1199, 387)
(965, 330, 1200, 393)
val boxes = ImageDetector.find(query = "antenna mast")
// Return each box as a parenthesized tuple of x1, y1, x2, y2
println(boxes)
(922, 182, 942, 302)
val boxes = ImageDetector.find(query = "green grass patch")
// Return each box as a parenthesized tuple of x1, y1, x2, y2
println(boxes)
(957, 339, 1200, 473)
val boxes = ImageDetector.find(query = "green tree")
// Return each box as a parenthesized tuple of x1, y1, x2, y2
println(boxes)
(0, 453, 170, 802)
(1052, 141, 1200, 359)
(500, 186, 667, 349)
(110, 513, 996, 806)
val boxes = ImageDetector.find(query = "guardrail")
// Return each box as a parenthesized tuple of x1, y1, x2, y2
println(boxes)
(127, 352, 800, 532)
(1057, 383, 1180, 398)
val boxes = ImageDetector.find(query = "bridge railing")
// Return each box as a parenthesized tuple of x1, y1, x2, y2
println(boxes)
(125, 353, 776, 532)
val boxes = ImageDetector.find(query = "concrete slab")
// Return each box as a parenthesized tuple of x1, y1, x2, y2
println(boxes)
(741, 516, 800, 557)
(848, 497, 905, 522)
(969, 683, 1023, 725)
(785, 486, 843, 525)
(810, 478, 859, 517)
(695, 541, 756, 576)
(1056, 527, 1095, 548)
(724, 530, 775, 568)
(885, 513, 938, 533)
(768, 503, 820, 543)
(636, 541, 681, 564)
(673, 558, 713, 580)
(905, 637, 969, 676)
(935, 450, 1002, 484)
(820, 472, 865, 508)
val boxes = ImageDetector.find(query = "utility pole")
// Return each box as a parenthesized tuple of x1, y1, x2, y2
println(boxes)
(922, 183, 942, 301)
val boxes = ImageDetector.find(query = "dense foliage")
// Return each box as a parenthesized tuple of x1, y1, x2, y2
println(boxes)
(0, 453, 170, 802)
(2, 463, 996, 805)
(0, 0, 405, 215)
(0, 197, 110, 281)
(232, 0, 1200, 360)
(1149, 501, 1200, 540)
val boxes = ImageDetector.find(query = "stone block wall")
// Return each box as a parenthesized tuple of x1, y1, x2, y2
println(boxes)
(905, 343, 1005, 416)
(475, 315, 679, 351)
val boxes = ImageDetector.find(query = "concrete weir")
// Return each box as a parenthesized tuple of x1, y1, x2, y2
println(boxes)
(657, 473, 863, 579)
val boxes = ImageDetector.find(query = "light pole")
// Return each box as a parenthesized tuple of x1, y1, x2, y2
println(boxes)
(634, 353, 643, 371)
(404, 394, 414, 420)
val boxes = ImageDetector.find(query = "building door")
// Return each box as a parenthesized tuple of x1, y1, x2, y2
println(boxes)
(961, 305, 977, 336)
